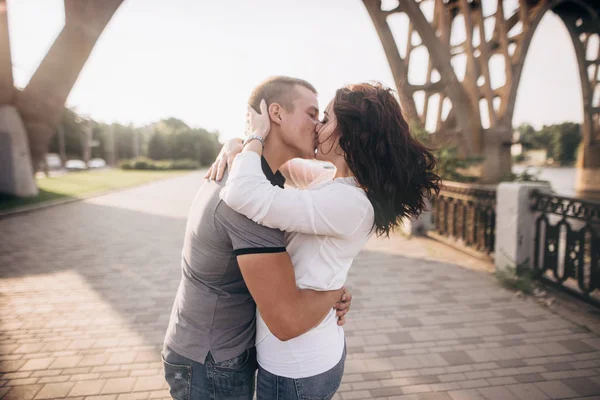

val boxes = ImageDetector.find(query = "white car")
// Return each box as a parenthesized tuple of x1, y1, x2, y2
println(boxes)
(87, 158, 107, 169)
(65, 159, 87, 171)
(45, 153, 62, 170)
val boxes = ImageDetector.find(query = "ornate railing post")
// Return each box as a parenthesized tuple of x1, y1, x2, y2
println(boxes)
(426, 181, 497, 259)
(530, 190, 600, 298)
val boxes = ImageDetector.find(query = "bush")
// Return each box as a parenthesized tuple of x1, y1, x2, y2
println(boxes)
(119, 157, 199, 171)
(119, 159, 135, 170)
(494, 266, 537, 294)
(170, 159, 200, 170)
(133, 158, 156, 170)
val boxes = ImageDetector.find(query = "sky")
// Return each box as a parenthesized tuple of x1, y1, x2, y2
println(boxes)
(7, 0, 584, 141)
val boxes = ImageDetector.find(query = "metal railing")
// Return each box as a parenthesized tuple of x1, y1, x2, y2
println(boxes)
(430, 182, 497, 258)
(531, 190, 600, 296)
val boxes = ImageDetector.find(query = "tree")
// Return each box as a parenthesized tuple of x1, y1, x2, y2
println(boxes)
(550, 123, 581, 165)
(411, 124, 480, 183)
(520, 122, 582, 165)
(148, 132, 170, 160)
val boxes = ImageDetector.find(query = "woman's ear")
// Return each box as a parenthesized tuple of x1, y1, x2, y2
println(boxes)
(268, 103, 283, 126)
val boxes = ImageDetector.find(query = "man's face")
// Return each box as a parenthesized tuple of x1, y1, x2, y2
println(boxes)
(278, 85, 319, 159)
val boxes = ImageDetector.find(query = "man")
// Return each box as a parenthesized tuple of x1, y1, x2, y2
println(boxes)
(163, 76, 351, 399)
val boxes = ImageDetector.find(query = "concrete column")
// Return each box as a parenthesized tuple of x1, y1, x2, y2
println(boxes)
(480, 127, 513, 184)
(401, 198, 433, 236)
(494, 182, 552, 272)
(0, 0, 14, 105)
(575, 141, 600, 201)
(0, 106, 38, 197)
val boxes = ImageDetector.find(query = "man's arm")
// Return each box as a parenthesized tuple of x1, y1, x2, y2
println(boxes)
(215, 201, 344, 341)
(238, 252, 342, 342)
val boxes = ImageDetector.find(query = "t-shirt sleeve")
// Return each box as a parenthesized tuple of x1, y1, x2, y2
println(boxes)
(214, 200, 286, 256)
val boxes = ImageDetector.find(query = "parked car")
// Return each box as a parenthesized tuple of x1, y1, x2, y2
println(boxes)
(45, 153, 62, 170)
(87, 158, 107, 169)
(65, 159, 87, 171)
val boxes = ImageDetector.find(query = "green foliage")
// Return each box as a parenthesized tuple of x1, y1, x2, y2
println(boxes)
(119, 157, 199, 171)
(518, 122, 581, 165)
(494, 266, 537, 295)
(170, 159, 202, 170)
(148, 132, 170, 160)
(501, 167, 547, 183)
(49, 107, 221, 166)
(411, 124, 481, 183)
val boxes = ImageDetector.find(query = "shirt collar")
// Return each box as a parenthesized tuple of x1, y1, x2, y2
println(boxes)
(261, 156, 286, 188)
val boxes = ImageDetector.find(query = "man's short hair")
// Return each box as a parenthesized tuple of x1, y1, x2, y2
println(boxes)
(248, 76, 317, 113)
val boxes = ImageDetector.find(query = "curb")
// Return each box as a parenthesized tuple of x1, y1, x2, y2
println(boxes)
(0, 171, 198, 220)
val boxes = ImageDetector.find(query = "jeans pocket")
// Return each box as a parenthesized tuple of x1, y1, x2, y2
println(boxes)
(163, 357, 192, 400)
(297, 349, 346, 400)
(212, 348, 253, 372)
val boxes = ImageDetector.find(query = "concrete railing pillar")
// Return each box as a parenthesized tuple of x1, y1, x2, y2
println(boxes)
(401, 198, 433, 236)
(0, 105, 38, 197)
(494, 182, 552, 272)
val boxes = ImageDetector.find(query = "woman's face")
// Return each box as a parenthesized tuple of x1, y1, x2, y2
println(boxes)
(315, 100, 340, 162)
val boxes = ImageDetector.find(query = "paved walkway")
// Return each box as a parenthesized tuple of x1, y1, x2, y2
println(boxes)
(0, 172, 599, 400)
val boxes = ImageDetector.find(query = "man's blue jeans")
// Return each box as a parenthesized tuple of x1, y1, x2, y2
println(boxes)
(256, 345, 346, 400)
(162, 345, 257, 400)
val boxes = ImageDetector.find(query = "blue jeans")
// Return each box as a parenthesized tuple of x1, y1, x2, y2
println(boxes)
(256, 345, 346, 400)
(162, 345, 257, 400)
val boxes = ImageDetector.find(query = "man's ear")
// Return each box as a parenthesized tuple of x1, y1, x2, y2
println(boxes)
(268, 103, 283, 126)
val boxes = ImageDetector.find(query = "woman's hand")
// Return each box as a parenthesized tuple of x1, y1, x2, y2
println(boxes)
(335, 288, 352, 326)
(204, 138, 243, 181)
(246, 99, 270, 139)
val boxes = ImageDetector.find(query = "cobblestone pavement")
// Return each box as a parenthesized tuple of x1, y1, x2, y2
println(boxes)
(1, 172, 599, 400)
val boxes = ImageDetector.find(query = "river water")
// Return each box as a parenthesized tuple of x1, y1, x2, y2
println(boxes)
(512, 165, 577, 197)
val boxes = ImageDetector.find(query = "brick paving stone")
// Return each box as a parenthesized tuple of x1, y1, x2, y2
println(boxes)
(477, 386, 520, 400)
(439, 351, 474, 366)
(134, 376, 165, 392)
(49, 355, 83, 369)
(5, 377, 39, 386)
(19, 358, 54, 371)
(505, 383, 550, 400)
(341, 390, 371, 399)
(0, 360, 26, 373)
(3, 384, 43, 400)
(448, 389, 485, 400)
(2, 173, 600, 400)
(34, 382, 75, 399)
(562, 377, 600, 397)
(117, 393, 151, 400)
(534, 380, 579, 399)
(78, 353, 110, 367)
(370, 386, 407, 397)
(37, 375, 70, 384)
(69, 380, 107, 397)
(496, 359, 527, 368)
(459, 379, 489, 389)
(101, 377, 138, 395)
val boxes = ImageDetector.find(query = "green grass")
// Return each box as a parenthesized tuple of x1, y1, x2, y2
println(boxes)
(0, 169, 191, 212)
(494, 266, 537, 294)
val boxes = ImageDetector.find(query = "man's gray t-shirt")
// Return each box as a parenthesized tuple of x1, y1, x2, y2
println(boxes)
(164, 160, 286, 363)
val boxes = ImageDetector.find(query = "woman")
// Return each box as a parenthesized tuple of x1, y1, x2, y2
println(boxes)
(209, 82, 441, 399)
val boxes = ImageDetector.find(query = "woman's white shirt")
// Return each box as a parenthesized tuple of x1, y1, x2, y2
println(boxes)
(220, 152, 374, 378)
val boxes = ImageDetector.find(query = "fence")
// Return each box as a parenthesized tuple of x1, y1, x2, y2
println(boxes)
(429, 182, 496, 258)
(530, 190, 600, 297)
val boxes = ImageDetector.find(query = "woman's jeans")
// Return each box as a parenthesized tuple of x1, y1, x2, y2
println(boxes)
(162, 345, 257, 400)
(256, 345, 346, 400)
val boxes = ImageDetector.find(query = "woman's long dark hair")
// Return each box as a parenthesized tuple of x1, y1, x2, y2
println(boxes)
(332, 82, 441, 237)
